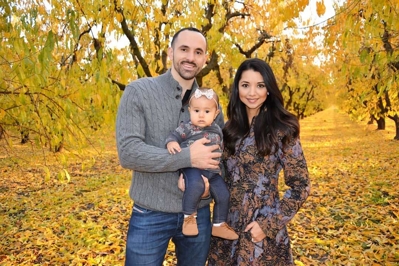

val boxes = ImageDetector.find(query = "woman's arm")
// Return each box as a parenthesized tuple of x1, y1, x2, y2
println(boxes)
(257, 138, 311, 238)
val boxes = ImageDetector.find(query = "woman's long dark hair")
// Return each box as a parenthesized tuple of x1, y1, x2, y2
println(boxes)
(223, 58, 299, 156)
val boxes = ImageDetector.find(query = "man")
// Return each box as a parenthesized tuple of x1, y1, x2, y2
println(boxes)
(116, 27, 224, 265)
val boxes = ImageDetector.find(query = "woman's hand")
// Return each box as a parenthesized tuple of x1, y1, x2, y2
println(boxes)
(178, 173, 210, 198)
(245, 221, 266, 243)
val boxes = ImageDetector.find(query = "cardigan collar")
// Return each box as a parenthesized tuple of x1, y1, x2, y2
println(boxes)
(159, 69, 199, 102)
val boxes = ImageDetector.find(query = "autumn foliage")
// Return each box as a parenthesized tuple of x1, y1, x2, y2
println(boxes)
(0, 0, 328, 159)
(1, 107, 398, 265)
(1, 0, 399, 264)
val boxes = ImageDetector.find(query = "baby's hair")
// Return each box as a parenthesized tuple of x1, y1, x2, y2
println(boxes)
(189, 87, 219, 108)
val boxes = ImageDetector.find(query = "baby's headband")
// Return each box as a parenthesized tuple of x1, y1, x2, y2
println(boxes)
(189, 89, 218, 108)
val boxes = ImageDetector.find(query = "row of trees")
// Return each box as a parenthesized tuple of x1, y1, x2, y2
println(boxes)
(323, 0, 399, 139)
(1, 0, 397, 158)
(0, 0, 328, 154)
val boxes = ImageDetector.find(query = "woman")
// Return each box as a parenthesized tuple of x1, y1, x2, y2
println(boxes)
(207, 58, 311, 265)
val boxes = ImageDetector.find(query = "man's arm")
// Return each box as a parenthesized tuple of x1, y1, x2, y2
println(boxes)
(116, 84, 191, 172)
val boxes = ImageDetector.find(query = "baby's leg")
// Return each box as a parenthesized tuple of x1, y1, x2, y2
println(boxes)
(181, 167, 206, 215)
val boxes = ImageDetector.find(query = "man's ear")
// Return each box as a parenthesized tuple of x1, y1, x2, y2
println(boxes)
(167, 47, 173, 60)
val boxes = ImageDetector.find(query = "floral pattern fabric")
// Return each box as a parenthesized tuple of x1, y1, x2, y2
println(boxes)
(208, 125, 310, 266)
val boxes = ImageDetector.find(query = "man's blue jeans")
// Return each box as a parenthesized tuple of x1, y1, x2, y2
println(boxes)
(124, 203, 211, 266)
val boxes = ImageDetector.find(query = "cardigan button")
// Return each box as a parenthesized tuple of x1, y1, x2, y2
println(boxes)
(175, 95, 180, 99)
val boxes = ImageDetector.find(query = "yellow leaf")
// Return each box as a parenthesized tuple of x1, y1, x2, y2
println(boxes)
(295, 260, 305, 266)
(116, 12, 123, 23)
(63, 169, 71, 182)
(43, 166, 51, 181)
(0, 109, 5, 120)
(316, 1, 326, 17)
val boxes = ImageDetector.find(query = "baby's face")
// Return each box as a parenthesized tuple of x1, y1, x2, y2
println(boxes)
(188, 96, 219, 127)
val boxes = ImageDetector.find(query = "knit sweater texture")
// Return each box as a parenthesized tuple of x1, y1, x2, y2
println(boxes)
(116, 69, 225, 212)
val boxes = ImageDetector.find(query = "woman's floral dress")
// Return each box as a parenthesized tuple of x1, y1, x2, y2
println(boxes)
(208, 124, 311, 266)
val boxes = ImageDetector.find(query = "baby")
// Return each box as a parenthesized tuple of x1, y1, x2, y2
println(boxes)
(165, 87, 238, 240)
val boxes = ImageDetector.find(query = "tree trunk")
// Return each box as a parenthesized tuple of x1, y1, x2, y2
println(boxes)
(376, 117, 385, 130)
(0, 125, 4, 139)
(367, 115, 374, 125)
(21, 130, 29, 144)
(392, 115, 399, 140)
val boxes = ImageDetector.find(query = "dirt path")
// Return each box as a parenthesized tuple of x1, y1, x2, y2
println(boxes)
(1, 107, 398, 265)
(292, 107, 399, 265)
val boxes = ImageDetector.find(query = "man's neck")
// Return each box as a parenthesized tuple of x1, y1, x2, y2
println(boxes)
(170, 68, 195, 96)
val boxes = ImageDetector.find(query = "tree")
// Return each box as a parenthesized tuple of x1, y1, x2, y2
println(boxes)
(0, 1, 122, 153)
(323, 0, 399, 139)
(276, 37, 325, 119)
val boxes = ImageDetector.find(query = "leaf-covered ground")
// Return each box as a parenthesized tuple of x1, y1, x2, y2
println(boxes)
(0, 107, 398, 265)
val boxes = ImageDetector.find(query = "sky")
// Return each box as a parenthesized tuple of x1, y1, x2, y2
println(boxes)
(284, 0, 346, 38)
(284, 0, 346, 64)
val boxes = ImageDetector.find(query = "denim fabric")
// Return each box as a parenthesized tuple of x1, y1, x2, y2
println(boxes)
(125, 203, 211, 266)
(181, 168, 230, 223)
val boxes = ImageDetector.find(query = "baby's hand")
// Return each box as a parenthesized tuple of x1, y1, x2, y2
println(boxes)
(167, 142, 181, 154)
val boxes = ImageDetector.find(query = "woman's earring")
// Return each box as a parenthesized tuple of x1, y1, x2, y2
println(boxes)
(267, 92, 270, 95)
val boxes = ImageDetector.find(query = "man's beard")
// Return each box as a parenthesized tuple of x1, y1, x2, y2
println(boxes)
(174, 60, 200, 80)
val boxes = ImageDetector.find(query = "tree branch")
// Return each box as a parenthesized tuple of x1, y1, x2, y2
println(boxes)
(114, 1, 152, 77)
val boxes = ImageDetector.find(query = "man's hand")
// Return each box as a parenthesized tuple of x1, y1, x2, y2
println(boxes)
(178, 174, 210, 199)
(189, 138, 221, 169)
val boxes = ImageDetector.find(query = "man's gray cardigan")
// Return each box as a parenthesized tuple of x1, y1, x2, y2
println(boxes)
(116, 69, 225, 212)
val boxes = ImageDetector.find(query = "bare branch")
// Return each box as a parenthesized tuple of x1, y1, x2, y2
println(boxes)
(114, 0, 152, 77)
(234, 34, 280, 58)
